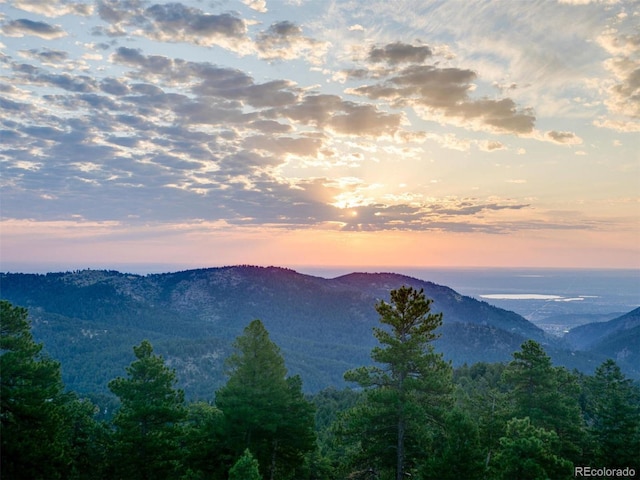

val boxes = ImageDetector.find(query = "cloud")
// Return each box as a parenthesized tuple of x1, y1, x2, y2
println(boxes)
(96, 0, 251, 52)
(2, 19, 67, 39)
(272, 94, 403, 137)
(143, 3, 247, 43)
(20, 48, 69, 66)
(11, 0, 93, 17)
(242, 0, 268, 13)
(347, 46, 536, 134)
(592, 15, 640, 131)
(368, 42, 433, 65)
(545, 130, 583, 145)
(480, 140, 506, 151)
(256, 21, 329, 64)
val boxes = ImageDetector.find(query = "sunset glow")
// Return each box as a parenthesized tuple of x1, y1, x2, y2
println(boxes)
(1, 0, 638, 272)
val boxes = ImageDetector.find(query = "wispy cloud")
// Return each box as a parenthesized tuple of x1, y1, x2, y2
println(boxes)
(2, 18, 67, 38)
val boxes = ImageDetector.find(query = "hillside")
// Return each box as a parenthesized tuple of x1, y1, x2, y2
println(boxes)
(563, 308, 640, 378)
(0, 266, 630, 398)
(564, 307, 640, 349)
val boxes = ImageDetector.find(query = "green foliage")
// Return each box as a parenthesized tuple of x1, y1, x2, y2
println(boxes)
(181, 401, 226, 479)
(502, 340, 586, 464)
(216, 319, 316, 480)
(342, 287, 453, 480)
(61, 396, 112, 480)
(108, 340, 186, 480)
(229, 449, 262, 480)
(5, 267, 619, 399)
(0, 300, 69, 479)
(2, 293, 639, 480)
(492, 417, 574, 480)
(452, 362, 510, 471)
(420, 408, 485, 480)
(584, 359, 640, 468)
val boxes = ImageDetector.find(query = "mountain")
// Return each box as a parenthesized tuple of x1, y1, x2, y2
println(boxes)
(564, 307, 640, 349)
(563, 308, 640, 378)
(0, 266, 631, 398)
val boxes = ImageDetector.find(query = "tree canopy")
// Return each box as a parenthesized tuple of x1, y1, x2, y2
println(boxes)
(108, 340, 186, 480)
(341, 286, 453, 480)
(1, 296, 639, 480)
(215, 319, 316, 480)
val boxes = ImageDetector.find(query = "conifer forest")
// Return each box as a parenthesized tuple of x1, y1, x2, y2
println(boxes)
(2, 287, 639, 480)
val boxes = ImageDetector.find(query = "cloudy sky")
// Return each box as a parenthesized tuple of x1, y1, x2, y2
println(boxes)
(1, 0, 638, 272)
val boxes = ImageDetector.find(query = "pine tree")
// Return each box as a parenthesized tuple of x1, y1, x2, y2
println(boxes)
(229, 449, 262, 480)
(62, 396, 112, 480)
(215, 320, 316, 480)
(492, 417, 573, 480)
(421, 408, 485, 480)
(108, 340, 186, 480)
(585, 359, 640, 468)
(341, 286, 452, 480)
(501, 340, 585, 464)
(181, 401, 226, 479)
(0, 300, 69, 479)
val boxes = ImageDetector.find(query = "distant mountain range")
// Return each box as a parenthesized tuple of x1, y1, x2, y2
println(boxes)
(1, 266, 637, 398)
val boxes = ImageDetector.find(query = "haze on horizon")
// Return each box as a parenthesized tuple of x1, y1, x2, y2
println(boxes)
(1, 0, 639, 272)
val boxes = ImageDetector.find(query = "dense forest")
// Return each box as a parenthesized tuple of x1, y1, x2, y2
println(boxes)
(2, 287, 639, 480)
(3, 267, 637, 401)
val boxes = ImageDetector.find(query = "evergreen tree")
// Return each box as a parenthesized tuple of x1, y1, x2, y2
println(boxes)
(215, 320, 316, 480)
(421, 408, 485, 480)
(341, 286, 452, 480)
(0, 300, 69, 479)
(62, 396, 112, 480)
(492, 417, 573, 480)
(181, 401, 226, 480)
(108, 340, 186, 480)
(585, 359, 640, 468)
(453, 362, 510, 470)
(502, 340, 585, 464)
(229, 449, 262, 480)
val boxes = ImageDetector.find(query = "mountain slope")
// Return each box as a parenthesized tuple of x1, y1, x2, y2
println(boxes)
(0, 266, 627, 397)
(564, 307, 640, 350)
(563, 308, 640, 378)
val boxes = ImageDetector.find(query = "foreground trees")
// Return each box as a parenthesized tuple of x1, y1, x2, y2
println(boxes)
(3, 297, 640, 480)
(585, 359, 640, 468)
(340, 287, 452, 480)
(501, 339, 586, 465)
(108, 340, 186, 480)
(0, 301, 70, 479)
(215, 319, 316, 480)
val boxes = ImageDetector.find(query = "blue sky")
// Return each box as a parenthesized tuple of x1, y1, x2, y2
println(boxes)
(1, 0, 638, 272)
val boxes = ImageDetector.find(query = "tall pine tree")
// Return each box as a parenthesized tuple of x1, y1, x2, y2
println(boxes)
(0, 301, 69, 479)
(501, 340, 586, 465)
(215, 320, 316, 480)
(108, 340, 186, 480)
(585, 359, 640, 468)
(341, 286, 452, 480)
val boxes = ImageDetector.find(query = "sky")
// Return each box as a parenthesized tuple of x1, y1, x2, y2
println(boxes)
(1, 0, 639, 273)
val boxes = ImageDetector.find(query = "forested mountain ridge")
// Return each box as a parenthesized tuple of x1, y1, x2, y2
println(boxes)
(0, 266, 634, 398)
(565, 307, 640, 349)
(564, 307, 640, 368)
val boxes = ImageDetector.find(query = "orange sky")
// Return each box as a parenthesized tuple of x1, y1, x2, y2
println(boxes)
(1, 1, 638, 272)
